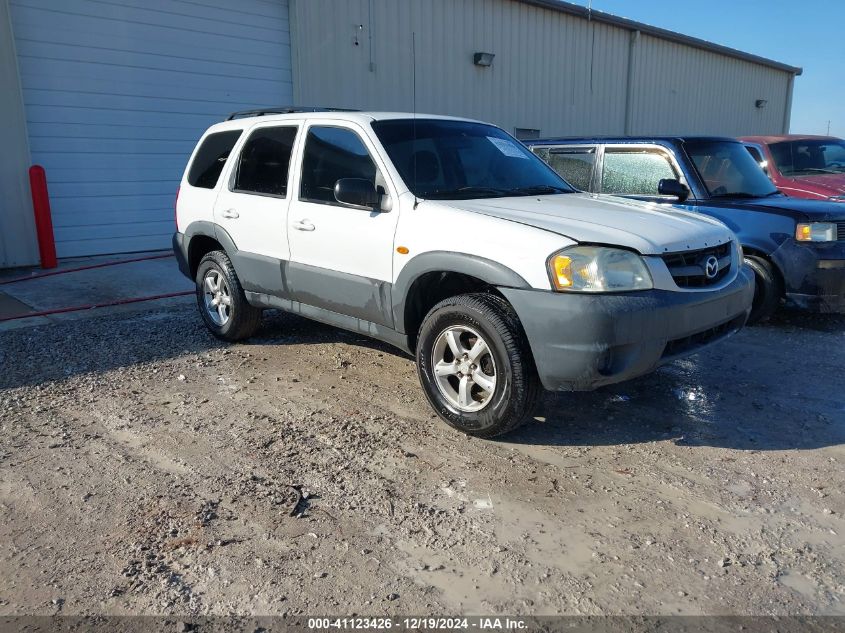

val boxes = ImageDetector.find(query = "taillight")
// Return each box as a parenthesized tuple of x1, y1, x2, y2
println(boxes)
(174, 185, 181, 229)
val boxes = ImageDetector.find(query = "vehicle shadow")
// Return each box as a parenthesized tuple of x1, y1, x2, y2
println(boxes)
(760, 307, 845, 333)
(2, 304, 842, 455)
(0, 305, 406, 392)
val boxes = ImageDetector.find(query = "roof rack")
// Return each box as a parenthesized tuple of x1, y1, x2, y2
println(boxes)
(226, 106, 359, 121)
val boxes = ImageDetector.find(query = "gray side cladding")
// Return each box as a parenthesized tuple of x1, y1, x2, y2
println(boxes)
(179, 224, 533, 339)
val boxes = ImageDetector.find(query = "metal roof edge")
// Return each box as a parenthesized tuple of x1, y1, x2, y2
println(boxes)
(518, 0, 803, 76)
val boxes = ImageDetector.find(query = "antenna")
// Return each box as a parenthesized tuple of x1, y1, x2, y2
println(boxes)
(412, 31, 420, 209)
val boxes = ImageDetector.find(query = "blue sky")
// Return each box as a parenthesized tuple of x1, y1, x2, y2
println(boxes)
(576, 0, 843, 137)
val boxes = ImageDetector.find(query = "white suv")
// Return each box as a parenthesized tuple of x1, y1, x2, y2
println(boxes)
(174, 109, 753, 437)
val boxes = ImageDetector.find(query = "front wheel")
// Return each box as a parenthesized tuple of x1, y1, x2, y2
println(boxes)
(416, 293, 541, 438)
(744, 255, 782, 325)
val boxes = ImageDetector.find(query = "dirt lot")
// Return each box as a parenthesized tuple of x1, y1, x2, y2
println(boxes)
(1, 303, 843, 617)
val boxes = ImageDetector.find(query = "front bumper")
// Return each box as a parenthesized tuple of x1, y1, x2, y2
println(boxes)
(500, 267, 754, 392)
(772, 239, 845, 313)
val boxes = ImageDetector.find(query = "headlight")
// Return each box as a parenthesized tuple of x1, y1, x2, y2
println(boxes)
(796, 222, 837, 242)
(547, 246, 653, 292)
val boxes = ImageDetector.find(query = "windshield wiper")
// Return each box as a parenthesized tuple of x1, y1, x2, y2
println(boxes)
(422, 186, 511, 199)
(794, 168, 842, 175)
(505, 184, 572, 195)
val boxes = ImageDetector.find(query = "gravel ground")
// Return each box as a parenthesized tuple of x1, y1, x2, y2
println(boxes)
(0, 303, 843, 616)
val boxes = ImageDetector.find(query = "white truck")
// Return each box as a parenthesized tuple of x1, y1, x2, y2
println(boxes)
(174, 109, 753, 437)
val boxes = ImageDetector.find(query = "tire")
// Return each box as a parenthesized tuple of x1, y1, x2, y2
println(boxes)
(416, 293, 541, 438)
(744, 255, 783, 325)
(195, 250, 262, 341)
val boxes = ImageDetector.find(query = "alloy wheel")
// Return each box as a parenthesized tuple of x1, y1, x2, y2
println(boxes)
(431, 325, 497, 412)
(202, 269, 232, 326)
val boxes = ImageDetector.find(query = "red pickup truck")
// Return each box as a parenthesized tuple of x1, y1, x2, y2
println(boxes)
(740, 135, 845, 203)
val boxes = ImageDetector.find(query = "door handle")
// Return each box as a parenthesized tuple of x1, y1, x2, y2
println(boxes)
(292, 219, 315, 232)
(220, 209, 239, 219)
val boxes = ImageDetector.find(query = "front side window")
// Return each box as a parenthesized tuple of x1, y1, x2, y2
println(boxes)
(600, 150, 677, 195)
(371, 119, 573, 200)
(769, 139, 845, 176)
(300, 126, 377, 204)
(188, 130, 242, 189)
(233, 126, 297, 196)
(686, 140, 779, 198)
(545, 148, 596, 191)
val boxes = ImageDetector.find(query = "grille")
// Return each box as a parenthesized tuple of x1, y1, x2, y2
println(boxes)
(662, 315, 745, 359)
(837, 222, 845, 241)
(661, 242, 732, 288)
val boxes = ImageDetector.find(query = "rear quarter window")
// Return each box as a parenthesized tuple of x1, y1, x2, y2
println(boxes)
(188, 130, 243, 189)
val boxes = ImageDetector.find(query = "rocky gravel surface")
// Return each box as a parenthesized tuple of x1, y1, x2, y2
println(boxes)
(0, 305, 843, 616)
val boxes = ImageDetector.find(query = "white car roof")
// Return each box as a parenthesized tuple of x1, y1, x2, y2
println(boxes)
(205, 111, 484, 133)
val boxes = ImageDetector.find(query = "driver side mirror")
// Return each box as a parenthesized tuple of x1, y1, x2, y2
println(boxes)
(334, 178, 381, 209)
(658, 178, 690, 202)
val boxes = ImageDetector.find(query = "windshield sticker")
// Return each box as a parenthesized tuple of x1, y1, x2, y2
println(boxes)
(488, 137, 529, 159)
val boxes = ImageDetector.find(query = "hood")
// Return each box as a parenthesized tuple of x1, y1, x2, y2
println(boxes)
(704, 195, 845, 221)
(786, 173, 845, 197)
(437, 193, 734, 255)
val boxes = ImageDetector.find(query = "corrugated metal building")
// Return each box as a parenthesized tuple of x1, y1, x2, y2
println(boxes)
(0, 0, 801, 267)
(291, 0, 800, 138)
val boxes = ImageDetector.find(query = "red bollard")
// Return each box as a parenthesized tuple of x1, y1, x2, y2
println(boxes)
(29, 165, 58, 269)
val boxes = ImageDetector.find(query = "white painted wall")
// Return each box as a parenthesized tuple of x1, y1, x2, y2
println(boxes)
(9, 0, 293, 257)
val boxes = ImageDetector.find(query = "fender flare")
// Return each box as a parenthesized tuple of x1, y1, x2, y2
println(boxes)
(391, 250, 530, 334)
(182, 221, 240, 276)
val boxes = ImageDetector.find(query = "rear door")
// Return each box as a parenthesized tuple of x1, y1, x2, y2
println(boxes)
(213, 122, 300, 294)
(286, 121, 399, 326)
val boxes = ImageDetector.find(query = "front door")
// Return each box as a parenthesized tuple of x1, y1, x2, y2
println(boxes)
(598, 145, 687, 202)
(286, 122, 399, 327)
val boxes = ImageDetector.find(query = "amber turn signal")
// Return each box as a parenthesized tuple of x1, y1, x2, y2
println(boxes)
(549, 254, 573, 289)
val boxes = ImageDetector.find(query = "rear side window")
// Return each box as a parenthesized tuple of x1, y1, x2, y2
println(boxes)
(300, 126, 377, 204)
(745, 146, 764, 163)
(546, 148, 596, 191)
(745, 146, 769, 175)
(601, 150, 677, 195)
(233, 126, 298, 196)
(188, 130, 242, 189)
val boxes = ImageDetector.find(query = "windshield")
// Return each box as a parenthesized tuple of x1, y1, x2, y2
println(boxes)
(371, 119, 575, 199)
(769, 139, 845, 176)
(685, 140, 780, 198)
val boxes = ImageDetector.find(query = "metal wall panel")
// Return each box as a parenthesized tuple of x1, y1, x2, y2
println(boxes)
(9, 0, 293, 258)
(628, 33, 790, 136)
(291, 0, 630, 137)
(291, 0, 794, 139)
(0, 0, 38, 268)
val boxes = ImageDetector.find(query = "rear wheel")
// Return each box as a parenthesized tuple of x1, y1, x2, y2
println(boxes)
(195, 250, 262, 341)
(416, 293, 541, 438)
(744, 255, 782, 325)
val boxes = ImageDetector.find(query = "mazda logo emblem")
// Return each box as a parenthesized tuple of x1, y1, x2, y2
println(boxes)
(705, 256, 719, 279)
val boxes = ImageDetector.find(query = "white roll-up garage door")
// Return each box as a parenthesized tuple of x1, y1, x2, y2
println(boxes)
(10, 0, 292, 257)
